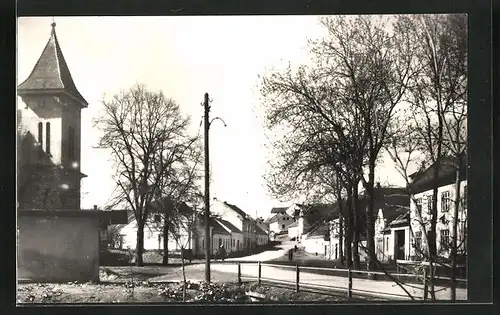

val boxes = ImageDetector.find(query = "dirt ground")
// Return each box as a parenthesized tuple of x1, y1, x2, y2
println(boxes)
(16, 281, 347, 304)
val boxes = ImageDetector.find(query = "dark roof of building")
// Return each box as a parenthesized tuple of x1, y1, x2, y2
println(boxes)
(216, 219, 242, 234)
(265, 212, 291, 224)
(304, 221, 330, 239)
(388, 210, 410, 227)
(99, 210, 128, 228)
(150, 198, 194, 216)
(298, 203, 339, 230)
(271, 207, 288, 214)
(384, 206, 409, 224)
(410, 152, 467, 194)
(255, 224, 268, 236)
(211, 219, 231, 235)
(17, 23, 88, 107)
(222, 201, 249, 219)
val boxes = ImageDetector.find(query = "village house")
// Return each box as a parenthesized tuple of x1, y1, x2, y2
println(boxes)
(266, 207, 294, 236)
(215, 218, 244, 253)
(302, 221, 331, 256)
(211, 198, 257, 253)
(287, 220, 300, 240)
(255, 224, 270, 246)
(376, 208, 411, 262)
(292, 203, 338, 244)
(324, 186, 410, 262)
(408, 154, 467, 261)
(255, 217, 270, 235)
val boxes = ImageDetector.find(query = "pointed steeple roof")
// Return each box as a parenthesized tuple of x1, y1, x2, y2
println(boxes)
(18, 22, 88, 107)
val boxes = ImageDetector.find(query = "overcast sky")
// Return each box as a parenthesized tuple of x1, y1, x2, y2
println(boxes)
(17, 16, 405, 219)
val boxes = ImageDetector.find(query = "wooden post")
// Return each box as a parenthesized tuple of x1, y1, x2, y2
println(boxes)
(258, 261, 262, 285)
(295, 263, 300, 292)
(238, 262, 242, 285)
(203, 93, 211, 283)
(423, 266, 428, 300)
(347, 268, 353, 299)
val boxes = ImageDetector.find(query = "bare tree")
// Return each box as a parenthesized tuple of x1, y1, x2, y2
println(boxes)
(166, 202, 200, 302)
(312, 15, 415, 271)
(395, 14, 467, 300)
(94, 84, 198, 266)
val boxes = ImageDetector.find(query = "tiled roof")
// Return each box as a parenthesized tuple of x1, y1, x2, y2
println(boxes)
(222, 201, 249, 218)
(304, 221, 329, 239)
(410, 152, 467, 194)
(211, 219, 231, 235)
(299, 203, 340, 227)
(271, 207, 288, 214)
(388, 210, 410, 227)
(255, 224, 268, 235)
(216, 219, 242, 234)
(17, 23, 88, 107)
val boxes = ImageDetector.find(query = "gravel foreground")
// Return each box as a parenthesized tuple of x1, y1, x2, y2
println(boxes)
(17, 281, 348, 304)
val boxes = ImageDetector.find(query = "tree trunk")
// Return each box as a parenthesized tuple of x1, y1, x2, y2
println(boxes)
(428, 155, 441, 300)
(181, 247, 187, 302)
(365, 160, 376, 271)
(339, 213, 344, 265)
(162, 217, 169, 265)
(450, 165, 461, 300)
(345, 186, 353, 269)
(352, 182, 361, 270)
(136, 222, 145, 266)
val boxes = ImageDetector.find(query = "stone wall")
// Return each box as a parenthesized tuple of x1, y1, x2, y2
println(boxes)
(18, 210, 100, 283)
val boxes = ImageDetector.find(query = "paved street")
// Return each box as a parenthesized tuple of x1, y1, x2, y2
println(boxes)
(205, 263, 466, 301)
(146, 242, 467, 301)
(225, 242, 295, 262)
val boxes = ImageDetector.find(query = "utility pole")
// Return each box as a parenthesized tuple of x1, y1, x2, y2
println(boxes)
(202, 93, 226, 283)
(203, 93, 211, 282)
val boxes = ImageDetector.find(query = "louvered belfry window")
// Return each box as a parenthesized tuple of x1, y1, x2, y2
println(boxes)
(38, 122, 43, 146)
(46, 122, 51, 154)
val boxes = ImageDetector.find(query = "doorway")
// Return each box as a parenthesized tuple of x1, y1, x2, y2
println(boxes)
(394, 230, 406, 260)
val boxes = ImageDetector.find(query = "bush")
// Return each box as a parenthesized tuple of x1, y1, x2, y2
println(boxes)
(100, 249, 133, 266)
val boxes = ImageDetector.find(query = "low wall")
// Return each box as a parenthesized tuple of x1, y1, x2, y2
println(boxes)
(17, 210, 101, 283)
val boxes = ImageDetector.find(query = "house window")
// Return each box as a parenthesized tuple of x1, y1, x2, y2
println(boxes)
(426, 195, 433, 214)
(441, 191, 451, 212)
(440, 229, 450, 251)
(237, 240, 240, 250)
(201, 238, 204, 250)
(282, 224, 285, 229)
(38, 122, 43, 146)
(45, 122, 51, 155)
(415, 198, 422, 213)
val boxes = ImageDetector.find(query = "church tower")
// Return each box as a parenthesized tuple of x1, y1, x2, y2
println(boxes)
(17, 22, 87, 210)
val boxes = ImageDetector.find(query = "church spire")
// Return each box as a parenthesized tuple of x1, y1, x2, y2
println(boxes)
(17, 21, 88, 107)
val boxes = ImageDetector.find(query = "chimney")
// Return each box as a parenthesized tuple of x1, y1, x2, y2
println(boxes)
(93, 205, 98, 211)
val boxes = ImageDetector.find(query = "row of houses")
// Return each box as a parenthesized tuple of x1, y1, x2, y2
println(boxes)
(267, 154, 467, 264)
(105, 198, 270, 257)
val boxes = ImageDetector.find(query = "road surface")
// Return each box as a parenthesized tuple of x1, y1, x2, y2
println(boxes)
(225, 242, 295, 262)
(149, 261, 467, 301)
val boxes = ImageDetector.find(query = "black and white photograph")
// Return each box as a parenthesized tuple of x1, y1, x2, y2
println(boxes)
(16, 14, 471, 304)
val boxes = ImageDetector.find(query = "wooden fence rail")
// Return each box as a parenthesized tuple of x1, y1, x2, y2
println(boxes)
(230, 261, 467, 300)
